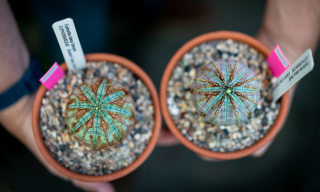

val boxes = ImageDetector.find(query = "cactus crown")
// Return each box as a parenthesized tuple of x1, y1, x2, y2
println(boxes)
(65, 78, 135, 149)
(191, 59, 260, 126)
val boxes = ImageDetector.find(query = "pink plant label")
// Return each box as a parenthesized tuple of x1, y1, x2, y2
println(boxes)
(39, 62, 65, 90)
(267, 45, 290, 77)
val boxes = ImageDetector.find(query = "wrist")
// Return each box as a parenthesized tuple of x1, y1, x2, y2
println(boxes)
(0, 93, 35, 144)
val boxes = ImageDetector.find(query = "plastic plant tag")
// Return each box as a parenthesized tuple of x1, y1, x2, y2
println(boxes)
(272, 49, 314, 101)
(39, 62, 65, 90)
(52, 18, 86, 70)
(267, 45, 290, 77)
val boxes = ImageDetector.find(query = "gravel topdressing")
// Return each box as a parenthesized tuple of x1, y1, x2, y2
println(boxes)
(167, 39, 280, 152)
(40, 61, 154, 175)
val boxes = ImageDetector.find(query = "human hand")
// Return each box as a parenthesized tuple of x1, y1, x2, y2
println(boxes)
(0, 93, 115, 192)
(252, 0, 320, 157)
(158, 0, 320, 160)
(0, 0, 115, 190)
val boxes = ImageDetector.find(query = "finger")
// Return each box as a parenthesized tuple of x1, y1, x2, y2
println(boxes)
(251, 141, 272, 158)
(198, 155, 223, 161)
(20, 115, 69, 180)
(24, 115, 115, 192)
(289, 84, 297, 104)
(25, 117, 115, 192)
(4, 94, 115, 192)
(157, 127, 180, 146)
(72, 180, 115, 192)
(251, 85, 296, 157)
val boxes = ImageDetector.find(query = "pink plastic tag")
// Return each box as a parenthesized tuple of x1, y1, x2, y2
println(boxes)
(39, 62, 65, 90)
(267, 45, 290, 77)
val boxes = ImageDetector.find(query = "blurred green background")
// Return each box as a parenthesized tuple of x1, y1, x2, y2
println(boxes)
(1, 0, 320, 191)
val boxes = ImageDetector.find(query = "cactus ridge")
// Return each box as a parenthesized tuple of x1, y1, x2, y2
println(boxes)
(191, 59, 260, 126)
(66, 78, 135, 149)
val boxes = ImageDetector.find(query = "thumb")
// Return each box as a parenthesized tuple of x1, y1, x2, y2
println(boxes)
(72, 180, 115, 192)
(157, 127, 180, 146)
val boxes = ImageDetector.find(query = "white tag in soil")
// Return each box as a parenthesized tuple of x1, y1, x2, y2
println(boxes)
(272, 49, 314, 101)
(52, 18, 86, 70)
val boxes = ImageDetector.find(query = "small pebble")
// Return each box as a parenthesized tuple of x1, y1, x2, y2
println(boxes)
(134, 134, 141, 140)
(61, 133, 70, 142)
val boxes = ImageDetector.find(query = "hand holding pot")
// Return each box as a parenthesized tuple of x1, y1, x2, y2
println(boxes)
(0, 1, 114, 191)
(253, 0, 320, 157)
(158, 0, 320, 160)
(0, 95, 115, 192)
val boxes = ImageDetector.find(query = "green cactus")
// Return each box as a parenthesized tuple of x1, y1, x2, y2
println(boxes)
(65, 78, 135, 149)
(191, 59, 260, 126)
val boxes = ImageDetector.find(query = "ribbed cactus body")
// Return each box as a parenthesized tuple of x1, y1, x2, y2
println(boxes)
(191, 59, 260, 126)
(65, 78, 135, 149)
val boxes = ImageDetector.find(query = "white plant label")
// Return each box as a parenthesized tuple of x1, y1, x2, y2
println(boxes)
(272, 49, 314, 101)
(52, 18, 86, 70)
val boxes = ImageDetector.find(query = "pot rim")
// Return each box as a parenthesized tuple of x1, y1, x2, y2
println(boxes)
(160, 31, 290, 160)
(32, 53, 162, 182)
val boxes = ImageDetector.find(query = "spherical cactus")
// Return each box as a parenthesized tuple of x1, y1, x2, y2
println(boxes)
(191, 59, 260, 126)
(65, 78, 135, 149)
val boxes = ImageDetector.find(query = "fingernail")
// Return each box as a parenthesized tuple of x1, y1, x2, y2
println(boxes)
(97, 183, 115, 192)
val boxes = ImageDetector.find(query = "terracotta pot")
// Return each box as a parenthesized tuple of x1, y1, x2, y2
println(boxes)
(160, 31, 290, 160)
(32, 53, 161, 182)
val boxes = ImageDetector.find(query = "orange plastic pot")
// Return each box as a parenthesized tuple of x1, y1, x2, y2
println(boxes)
(160, 31, 290, 160)
(32, 53, 161, 182)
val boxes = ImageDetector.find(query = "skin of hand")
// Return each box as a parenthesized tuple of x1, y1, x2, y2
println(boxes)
(0, 0, 115, 191)
(157, 0, 320, 160)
